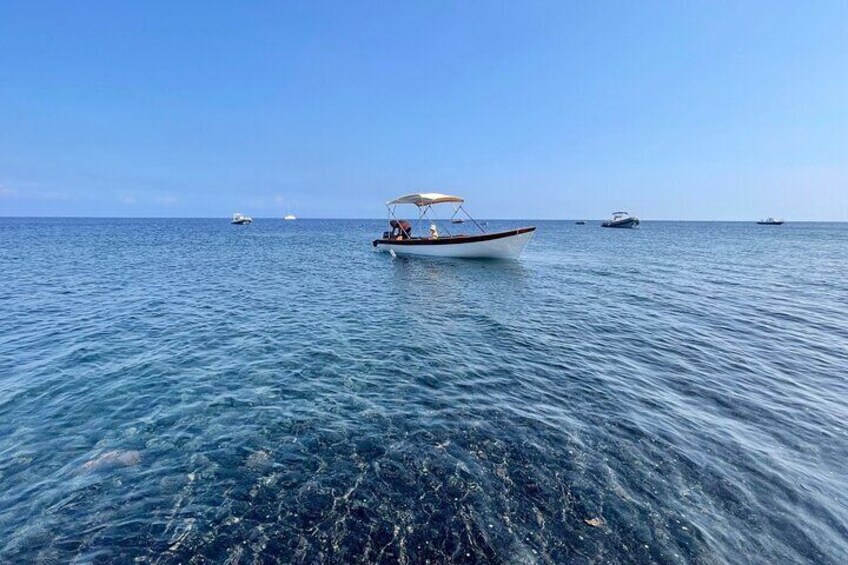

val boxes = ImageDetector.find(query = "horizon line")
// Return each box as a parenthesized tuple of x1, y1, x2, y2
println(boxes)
(1, 216, 846, 223)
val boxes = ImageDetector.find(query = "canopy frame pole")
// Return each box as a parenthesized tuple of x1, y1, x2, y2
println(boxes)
(425, 204, 452, 238)
(386, 204, 412, 239)
(459, 204, 486, 234)
(416, 205, 427, 235)
(417, 205, 454, 238)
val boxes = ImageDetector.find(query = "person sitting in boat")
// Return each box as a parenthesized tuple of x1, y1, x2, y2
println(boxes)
(429, 223, 439, 239)
(389, 219, 412, 240)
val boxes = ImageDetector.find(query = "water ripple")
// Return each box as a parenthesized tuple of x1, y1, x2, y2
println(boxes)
(1, 219, 846, 563)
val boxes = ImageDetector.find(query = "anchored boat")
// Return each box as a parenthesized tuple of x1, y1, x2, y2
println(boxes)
(602, 211, 640, 228)
(231, 213, 252, 225)
(372, 192, 535, 259)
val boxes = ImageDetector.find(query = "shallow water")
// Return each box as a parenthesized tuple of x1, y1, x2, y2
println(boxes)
(1, 218, 846, 564)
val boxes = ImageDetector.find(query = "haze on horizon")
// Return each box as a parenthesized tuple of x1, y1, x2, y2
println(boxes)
(1, 1, 846, 221)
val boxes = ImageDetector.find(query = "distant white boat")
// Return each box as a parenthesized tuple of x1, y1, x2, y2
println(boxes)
(757, 217, 784, 225)
(602, 211, 640, 228)
(231, 213, 252, 225)
(283, 214, 297, 220)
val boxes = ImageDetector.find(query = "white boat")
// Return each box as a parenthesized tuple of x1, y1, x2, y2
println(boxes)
(231, 213, 252, 225)
(602, 211, 640, 228)
(372, 192, 535, 259)
(757, 217, 784, 225)
(284, 214, 297, 220)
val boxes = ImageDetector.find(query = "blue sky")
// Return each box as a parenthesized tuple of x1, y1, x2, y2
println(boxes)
(1, 1, 846, 219)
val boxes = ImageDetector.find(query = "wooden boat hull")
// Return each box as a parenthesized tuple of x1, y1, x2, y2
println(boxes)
(373, 227, 535, 259)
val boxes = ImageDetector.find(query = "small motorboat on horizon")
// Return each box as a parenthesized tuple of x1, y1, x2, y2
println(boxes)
(602, 211, 640, 228)
(757, 217, 784, 225)
(231, 213, 252, 225)
(372, 192, 535, 259)
(284, 214, 297, 220)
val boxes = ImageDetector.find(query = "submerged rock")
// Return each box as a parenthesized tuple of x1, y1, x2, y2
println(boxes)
(246, 450, 272, 471)
(82, 450, 142, 472)
(584, 517, 605, 527)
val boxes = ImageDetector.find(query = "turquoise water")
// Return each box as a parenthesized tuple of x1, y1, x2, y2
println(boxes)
(1, 218, 846, 563)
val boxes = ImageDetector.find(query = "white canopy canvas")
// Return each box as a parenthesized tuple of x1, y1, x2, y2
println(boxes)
(386, 193, 464, 207)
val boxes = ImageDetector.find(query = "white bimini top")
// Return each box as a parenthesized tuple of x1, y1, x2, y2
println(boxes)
(387, 193, 464, 207)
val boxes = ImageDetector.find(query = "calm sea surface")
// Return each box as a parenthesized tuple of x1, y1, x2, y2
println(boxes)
(1, 218, 846, 564)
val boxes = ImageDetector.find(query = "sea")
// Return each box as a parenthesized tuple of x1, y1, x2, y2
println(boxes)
(1, 218, 846, 564)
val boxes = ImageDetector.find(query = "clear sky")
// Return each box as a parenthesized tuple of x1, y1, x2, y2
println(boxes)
(1, 1, 846, 220)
